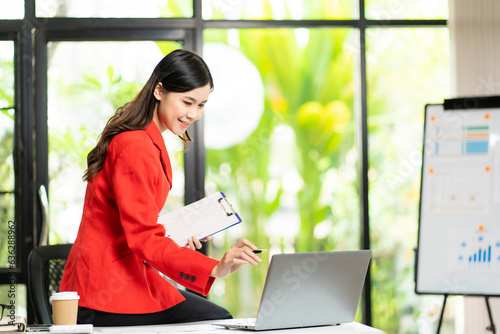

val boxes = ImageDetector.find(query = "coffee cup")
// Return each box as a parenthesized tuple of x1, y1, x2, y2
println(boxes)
(50, 291, 80, 325)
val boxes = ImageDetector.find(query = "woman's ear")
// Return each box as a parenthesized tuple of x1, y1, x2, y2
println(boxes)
(153, 82, 163, 100)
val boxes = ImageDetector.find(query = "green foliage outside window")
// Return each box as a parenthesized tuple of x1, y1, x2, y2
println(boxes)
(366, 28, 450, 333)
(0, 1, 451, 332)
(0, 42, 15, 269)
(0, 41, 22, 317)
(203, 28, 360, 318)
(46, 41, 182, 244)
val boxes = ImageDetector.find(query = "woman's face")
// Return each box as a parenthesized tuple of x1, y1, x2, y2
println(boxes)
(153, 82, 211, 135)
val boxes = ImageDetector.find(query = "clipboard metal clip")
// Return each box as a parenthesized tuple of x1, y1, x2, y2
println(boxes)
(218, 197, 235, 217)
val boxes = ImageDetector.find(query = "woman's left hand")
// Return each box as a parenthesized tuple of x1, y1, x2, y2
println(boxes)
(186, 235, 211, 250)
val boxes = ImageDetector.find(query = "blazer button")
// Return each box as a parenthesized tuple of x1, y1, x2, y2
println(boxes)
(190, 276, 196, 282)
(179, 272, 184, 278)
(185, 274, 190, 280)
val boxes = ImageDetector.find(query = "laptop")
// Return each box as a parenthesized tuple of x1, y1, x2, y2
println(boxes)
(213, 250, 371, 331)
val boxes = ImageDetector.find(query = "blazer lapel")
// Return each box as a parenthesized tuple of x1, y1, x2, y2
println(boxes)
(145, 122, 173, 189)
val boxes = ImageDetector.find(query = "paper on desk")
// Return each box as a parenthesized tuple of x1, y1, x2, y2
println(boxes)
(95, 324, 216, 333)
(0, 316, 26, 332)
(158, 192, 242, 246)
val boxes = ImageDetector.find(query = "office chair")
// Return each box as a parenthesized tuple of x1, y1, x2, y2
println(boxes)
(28, 244, 73, 324)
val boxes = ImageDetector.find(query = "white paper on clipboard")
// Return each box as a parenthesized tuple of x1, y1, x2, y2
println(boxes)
(158, 192, 242, 246)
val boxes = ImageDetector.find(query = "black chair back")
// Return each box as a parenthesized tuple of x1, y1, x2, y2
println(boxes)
(28, 244, 73, 324)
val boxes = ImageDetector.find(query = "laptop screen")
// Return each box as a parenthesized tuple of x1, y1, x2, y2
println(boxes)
(254, 250, 371, 330)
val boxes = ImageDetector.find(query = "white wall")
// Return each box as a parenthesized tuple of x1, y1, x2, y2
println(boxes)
(448, 0, 500, 332)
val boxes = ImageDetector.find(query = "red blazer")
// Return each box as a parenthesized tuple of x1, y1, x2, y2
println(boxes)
(60, 121, 219, 314)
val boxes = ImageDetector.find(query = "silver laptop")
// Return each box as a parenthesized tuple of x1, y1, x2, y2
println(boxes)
(213, 250, 371, 331)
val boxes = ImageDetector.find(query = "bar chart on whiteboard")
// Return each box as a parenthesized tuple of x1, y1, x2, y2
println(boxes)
(417, 101, 500, 295)
(448, 228, 500, 275)
(431, 124, 490, 156)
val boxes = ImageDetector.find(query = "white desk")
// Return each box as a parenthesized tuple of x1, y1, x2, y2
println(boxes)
(94, 319, 383, 333)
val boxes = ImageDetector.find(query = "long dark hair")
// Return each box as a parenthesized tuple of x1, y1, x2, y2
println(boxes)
(83, 49, 213, 182)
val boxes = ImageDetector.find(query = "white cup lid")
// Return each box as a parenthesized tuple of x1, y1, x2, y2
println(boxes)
(50, 291, 80, 301)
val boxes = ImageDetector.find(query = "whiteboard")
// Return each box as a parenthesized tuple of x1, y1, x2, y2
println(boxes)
(416, 99, 500, 295)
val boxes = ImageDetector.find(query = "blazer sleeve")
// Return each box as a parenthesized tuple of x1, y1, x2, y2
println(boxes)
(109, 138, 218, 295)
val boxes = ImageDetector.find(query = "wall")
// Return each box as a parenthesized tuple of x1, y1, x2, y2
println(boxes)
(448, 0, 500, 332)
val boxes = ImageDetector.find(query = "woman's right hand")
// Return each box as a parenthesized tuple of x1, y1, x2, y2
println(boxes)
(210, 238, 262, 279)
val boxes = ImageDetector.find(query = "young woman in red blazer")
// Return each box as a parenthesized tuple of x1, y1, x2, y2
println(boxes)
(60, 49, 262, 326)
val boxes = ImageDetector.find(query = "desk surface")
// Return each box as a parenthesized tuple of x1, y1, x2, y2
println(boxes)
(94, 319, 383, 333)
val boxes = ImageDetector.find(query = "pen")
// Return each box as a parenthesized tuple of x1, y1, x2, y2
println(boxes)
(252, 249, 268, 254)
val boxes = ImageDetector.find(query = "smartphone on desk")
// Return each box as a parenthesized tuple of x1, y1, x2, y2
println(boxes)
(26, 324, 51, 332)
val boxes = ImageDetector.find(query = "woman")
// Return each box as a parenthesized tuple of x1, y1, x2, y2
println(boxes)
(60, 49, 262, 326)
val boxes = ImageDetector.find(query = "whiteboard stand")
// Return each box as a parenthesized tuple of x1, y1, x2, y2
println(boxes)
(415, 96, 500, 334)
(436, 295, 495, 334)
(436, 294, 447, 334)
(485, 296, 497, 334)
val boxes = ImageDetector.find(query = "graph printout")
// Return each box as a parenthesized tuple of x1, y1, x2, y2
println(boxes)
(416, 103, 500, 295)
(158, 192, 242, 246)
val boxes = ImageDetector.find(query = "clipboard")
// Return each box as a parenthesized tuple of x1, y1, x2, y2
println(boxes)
(158, 192, 242, 246)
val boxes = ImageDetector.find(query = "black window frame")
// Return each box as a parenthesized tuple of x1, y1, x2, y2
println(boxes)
(0, 0, 447, 326)
(0, 9, 35, 321)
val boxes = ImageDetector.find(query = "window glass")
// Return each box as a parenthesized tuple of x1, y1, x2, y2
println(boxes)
(0, 1, 24, 19)
(47, 41, 183, 244)
(366, 27, 450, 332)
(0, 41, 15, 269)
(365, 0, 447, 20)
(0, 42, 14, 109)
(203, 28, 360, 318)
(0, 284, 27, 321)
(203, 0, 356, 20)
(36, 0, 192, 18)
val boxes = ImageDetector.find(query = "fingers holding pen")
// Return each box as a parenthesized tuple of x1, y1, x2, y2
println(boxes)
(211, 239, 264, 278)
(232, 238, 262, 265)
(242, 246, 262, 266)
(237, 238, 258, 250)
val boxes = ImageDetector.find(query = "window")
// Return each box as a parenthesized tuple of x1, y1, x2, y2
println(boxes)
(365, 0, 447, 19)
(0, 1, 24, 19)
(36, 0, 193, 18)
(0, 41, 15, 268)
(203, 28, 360, 316)
(203, 0, 355, 20)
(0, 0, 450, 330)
(0, 38, 27, 320)
(366, 27, 450, 332)
(46, 41, 184, 243)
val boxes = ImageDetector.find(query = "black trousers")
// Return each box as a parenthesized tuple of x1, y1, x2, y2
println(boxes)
(77, 289, 232, 326)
